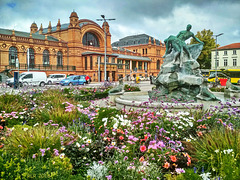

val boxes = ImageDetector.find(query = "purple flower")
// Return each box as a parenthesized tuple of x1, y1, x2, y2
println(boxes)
(53, 149, 59, 156)
(32, 154, 36, 158)
(124, 156, 128, 160)
(98, 161, 104, 165)
(39, 148, 45, 156)
(106, 175, 112, 180)
(115, 160, 118, 164)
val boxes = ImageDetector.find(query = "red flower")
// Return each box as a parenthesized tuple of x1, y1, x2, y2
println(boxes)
(0, 125, 3, 130)
(119, 136, 124, 140)
(140, 145, 147, 152)
(170, 155, 177, 162)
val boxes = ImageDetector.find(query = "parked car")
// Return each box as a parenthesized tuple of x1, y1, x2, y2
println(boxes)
(6, 72, 47, 87)
(59, 75, 86, 86)
(47, 74, 66, 84)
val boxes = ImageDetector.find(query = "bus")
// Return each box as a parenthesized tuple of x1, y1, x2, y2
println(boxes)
(208, 69, 240, 85)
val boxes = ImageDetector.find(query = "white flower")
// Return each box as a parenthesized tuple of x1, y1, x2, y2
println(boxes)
(23, 128, 28, 131)
(86, 139, 92, 144)
(33, 123, 39, 127)
(111, 141, 116, 146)
(61, 146, 65, 150)
(113, 123, 118, 129)
(223, 149, 233, 154)
(200, 172, 211, 180)
(214, 149, 219, 153)
(102, 118, 108, 126)
(76, 142, 80, 147)
(59, 153, 65, 159)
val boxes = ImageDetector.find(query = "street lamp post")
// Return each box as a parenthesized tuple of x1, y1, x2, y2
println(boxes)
(97, 15, 115, 81)
(213, 33, 224, 77)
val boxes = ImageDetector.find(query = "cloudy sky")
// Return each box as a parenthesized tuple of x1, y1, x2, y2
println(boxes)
(0, 0, 239, 46)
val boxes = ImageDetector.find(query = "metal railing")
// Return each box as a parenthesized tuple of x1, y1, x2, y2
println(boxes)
(5, 64, 76, 71)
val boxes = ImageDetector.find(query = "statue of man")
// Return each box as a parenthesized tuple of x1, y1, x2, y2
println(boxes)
(163, 24, 204, 58)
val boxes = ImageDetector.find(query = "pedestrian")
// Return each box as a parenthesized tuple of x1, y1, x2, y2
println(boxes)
(85, 75, 90, 84)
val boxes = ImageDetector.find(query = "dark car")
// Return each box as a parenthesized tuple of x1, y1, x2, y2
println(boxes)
(59, 75, 86, 86)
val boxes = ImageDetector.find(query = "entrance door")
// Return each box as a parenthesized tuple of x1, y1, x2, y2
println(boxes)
(112, 71, 115, 81)
(107, 71, 110, 81)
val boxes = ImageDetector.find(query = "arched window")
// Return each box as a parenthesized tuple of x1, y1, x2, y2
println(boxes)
(82, 32, 99, 47)
(157, 60, 160, 70)
(28, 48, 35, 68)
(57, 51, 63, 66)
(9, 46, 18, 65)
(43, 49, 50, 66)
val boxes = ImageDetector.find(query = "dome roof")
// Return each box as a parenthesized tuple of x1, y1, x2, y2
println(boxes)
(31, 22, 38, 28)
(70, 11, 78, 18)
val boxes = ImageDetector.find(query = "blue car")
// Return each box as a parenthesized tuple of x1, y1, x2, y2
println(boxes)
(59, 75, 86, 86)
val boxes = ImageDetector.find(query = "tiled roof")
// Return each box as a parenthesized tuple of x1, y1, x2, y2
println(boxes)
(112, 34, 163, 47)
(0, 28, 59, 41)
(217, 43, 240, 50)
(35, 21, 95, 34)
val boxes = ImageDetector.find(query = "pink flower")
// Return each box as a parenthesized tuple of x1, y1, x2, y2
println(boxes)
(140, 145, 147, 152)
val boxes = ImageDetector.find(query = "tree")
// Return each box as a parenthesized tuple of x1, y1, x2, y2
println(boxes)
(190, 29, 218, 69)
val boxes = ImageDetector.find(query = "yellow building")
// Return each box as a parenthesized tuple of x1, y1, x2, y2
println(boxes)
(0, 11, 165, 82)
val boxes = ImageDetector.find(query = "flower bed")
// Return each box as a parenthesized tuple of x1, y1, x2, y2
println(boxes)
(0, 88, 240, 179)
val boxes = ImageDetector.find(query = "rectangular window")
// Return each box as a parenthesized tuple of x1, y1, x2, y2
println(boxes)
(85, 57, 88, 70)
(233, 50, 237, 55)
(111, 57, 115, 63)
(144, 62, 148, 71)
(117, 59, 123, 69)
(224, 59, 228, 66)
(145, 48, 147, 54)
(142, 49, 144, 55)
(215, 59, 219, 67)
(106, 57, 109, 63)
(138, 61, 142, 70)
(233, 59, 237, 66)
(125, 60, 130, 69)
(224, 51, 227, 55)
(90, 56, 93, 70)
(132, 61, 137, 70)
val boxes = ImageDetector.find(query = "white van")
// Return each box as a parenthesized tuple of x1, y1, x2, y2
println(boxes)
(47, 74, 66, 84)
(6, 72, 47, 87)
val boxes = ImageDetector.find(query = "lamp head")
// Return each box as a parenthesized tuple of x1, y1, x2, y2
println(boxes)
(101, 15, 105, 19)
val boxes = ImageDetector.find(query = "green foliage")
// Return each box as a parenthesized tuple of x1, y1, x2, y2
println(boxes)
(187, 126, 240, 178)
(190, 29, 217, 69)
(4, 124, 62, 158)
(209, 87, 225, 92)
(0, 149, 74, 180)
(124, 84, 141, 92)
(0, 93, 27, 113)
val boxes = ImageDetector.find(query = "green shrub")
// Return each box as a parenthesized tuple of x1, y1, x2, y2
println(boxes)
(187, 126, 240, 179)
(4, 124, 62, 158)
(124, 84, 140, 92)
(0, 149, 74, 180)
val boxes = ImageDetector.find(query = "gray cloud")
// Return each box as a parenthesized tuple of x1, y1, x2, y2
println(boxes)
(0, 0, 239, 46)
